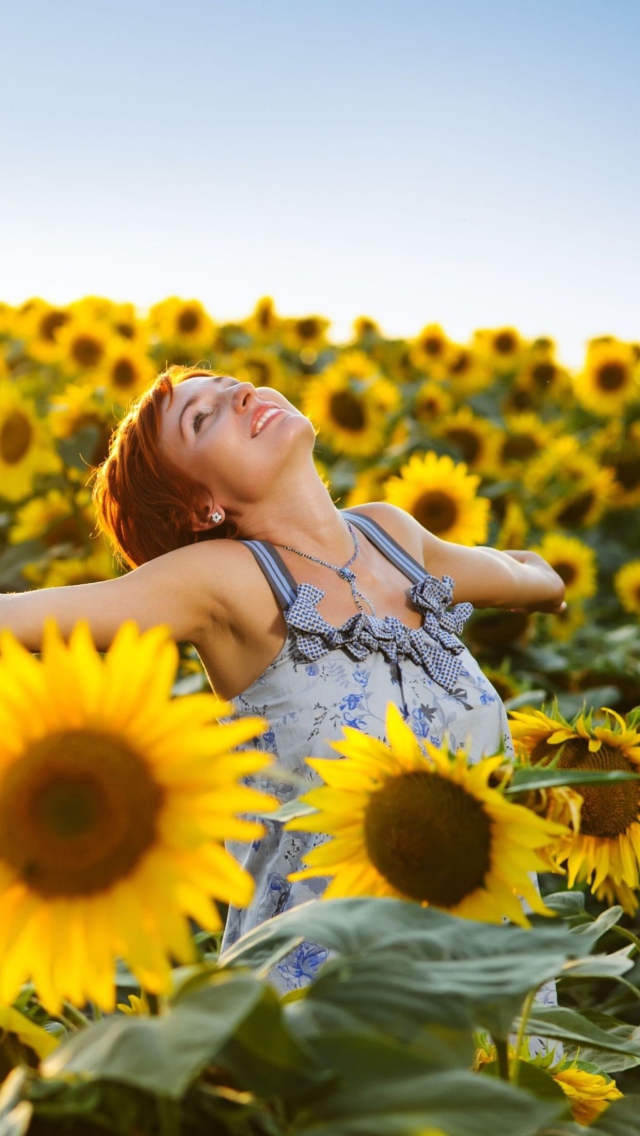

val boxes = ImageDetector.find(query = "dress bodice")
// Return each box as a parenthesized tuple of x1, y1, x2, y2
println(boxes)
(220, 510, 516, 993)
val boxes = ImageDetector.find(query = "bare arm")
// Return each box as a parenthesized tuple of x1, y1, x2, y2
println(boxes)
(354, 503, 566, 613)
(0, 541, 233, 651)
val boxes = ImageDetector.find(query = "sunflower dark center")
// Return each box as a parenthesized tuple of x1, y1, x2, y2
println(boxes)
(411, 490, 458, 535)
(43, 516, 82, 549)
(246, 360, 272, 385)
(177, 308, 201, 334)
(0, 412, 33, 464)
(558, 740, 638, 838)
(329, 391, 366, 431)
(494, 332, 517, 354)
(72, 335, 104, 369)
(114, 321, 135, 339)
(613, 455, 640, 491)
(445, 428, 482, 464)
(364, 771, 491, 905)
(597, 362, 627, 392)
(501, 435, 539, 462)
(112, 359, 137, 388)
(39, 310, 70, 342)
(553, 560, 578, 586)
(0, 729, 163, 897)
(556, 490, 595, 527)
(531, 362, 556, 387)
(297, 318, 320, 341)
(449, 350, 471, 375)
(422, 335, 443, 357)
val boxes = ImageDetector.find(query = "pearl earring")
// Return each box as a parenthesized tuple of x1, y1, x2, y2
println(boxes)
(210, 512, 223, 524)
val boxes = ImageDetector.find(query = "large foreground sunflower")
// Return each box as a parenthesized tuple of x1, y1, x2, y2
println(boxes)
(0, 619, 275, 1012)
(0, 382, 62, 502)
(286, 703, 565, 925)
(383, 452, 490, 544)
(509, 706, 640, 913)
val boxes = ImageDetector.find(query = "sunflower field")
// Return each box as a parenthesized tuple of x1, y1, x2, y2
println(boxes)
(1, 295, 640, 1134)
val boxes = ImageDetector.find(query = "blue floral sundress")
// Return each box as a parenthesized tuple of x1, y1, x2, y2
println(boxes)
(219, 510, 557, 1036)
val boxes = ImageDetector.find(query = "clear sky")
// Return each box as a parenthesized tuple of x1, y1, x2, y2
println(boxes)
(1, 0, 638, 365)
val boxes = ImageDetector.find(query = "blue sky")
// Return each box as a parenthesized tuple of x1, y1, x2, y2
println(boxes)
(1, 0, 638, 364)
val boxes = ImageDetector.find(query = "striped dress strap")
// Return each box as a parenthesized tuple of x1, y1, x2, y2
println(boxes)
(340, 509, 427, 586)
(238, 540, 299, 612)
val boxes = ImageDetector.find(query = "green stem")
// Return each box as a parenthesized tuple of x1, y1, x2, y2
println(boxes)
(157, 1096, 181, 1136)
(511, 988, 537, 1084)
(494, 1038, 510, 1081)
(92, 1003, 103, 1021)
(611, 924, 640, 955)
(146, 992, 161, 1016)
(61, 1002, 91, 1030)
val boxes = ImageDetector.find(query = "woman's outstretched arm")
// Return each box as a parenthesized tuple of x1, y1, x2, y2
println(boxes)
(0, 541, 233, 651)
(353, 502, 566, 613)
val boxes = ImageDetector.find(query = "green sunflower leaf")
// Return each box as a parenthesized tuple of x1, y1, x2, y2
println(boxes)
(506, 767, 640, 794)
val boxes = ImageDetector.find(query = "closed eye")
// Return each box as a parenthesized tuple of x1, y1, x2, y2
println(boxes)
(192, 408, 212, 433)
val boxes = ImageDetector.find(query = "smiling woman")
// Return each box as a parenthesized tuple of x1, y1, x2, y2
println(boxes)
(0, 361, 566, 997)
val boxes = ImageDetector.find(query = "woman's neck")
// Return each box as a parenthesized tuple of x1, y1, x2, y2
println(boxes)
(235, 472, 354, 561)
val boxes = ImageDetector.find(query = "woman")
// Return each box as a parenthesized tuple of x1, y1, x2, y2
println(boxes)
(2, 366, 566, 994)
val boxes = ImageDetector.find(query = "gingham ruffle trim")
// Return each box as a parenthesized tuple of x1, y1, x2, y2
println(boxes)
(284, 573, 473, 694)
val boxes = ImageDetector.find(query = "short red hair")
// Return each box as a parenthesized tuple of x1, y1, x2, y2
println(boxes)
(91, 365, 236, 569)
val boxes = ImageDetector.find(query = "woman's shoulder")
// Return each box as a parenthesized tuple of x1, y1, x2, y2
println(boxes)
(344, 501, 426, 566)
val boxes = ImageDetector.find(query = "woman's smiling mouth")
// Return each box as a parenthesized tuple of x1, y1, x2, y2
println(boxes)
(250, 405, 284, 437)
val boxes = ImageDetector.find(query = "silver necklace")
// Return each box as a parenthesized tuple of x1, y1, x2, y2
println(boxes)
(276, 520, 377, 617)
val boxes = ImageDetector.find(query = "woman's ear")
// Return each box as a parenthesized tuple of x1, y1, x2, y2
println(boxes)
(189, 498, 224, 533)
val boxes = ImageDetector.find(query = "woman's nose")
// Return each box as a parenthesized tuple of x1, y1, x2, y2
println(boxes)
(230, 382, 255, 412)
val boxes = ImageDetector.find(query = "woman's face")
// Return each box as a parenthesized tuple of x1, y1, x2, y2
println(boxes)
(158, 373, 315, 521)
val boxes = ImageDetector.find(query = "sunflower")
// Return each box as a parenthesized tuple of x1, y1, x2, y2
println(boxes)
(529, 533, 597, 602)
(352, 315, 381, 342)
(57, 317, 111, 375)
(443, 344, 494, 396)
(432, 407, 502, 476)
(8, 488, 92, 550)
(509, 706, 640, 913)
(413, 379, 453, 424)
(495, 501, 528, 550)
(22, 539, 118, 588)
(496, 413, 552, 476)
(473, 326, 526, 375)
(383, 452, 490, 544)
(285, 703, 565, 925)
(0, 618, 275, 1012)
(149, 297, 216, 354)
(614, 560, 640, 615)
(281, 314, 331, 358)
(574, 339, 640, 417)
(225, 348, 290, 396)
(0, 382, 62, 503)
(542, 601, 586, 643)
(408, 323, 454, 379)
(475, 1039, 622, 1126)
(241, 296, 283, 342)
(553, 1062, 623, 1125)
(526, 436, 616, 530)
(49, 381, 112, 441)
(595, 420, 640, 509)
(17, 300, 72, 365)
(303, 352, 399, 457)
(109, 301, 147, 345)
(96, 342, 156, 407)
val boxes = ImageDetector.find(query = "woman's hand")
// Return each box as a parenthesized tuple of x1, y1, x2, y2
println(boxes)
(500, 550, 567, 614)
